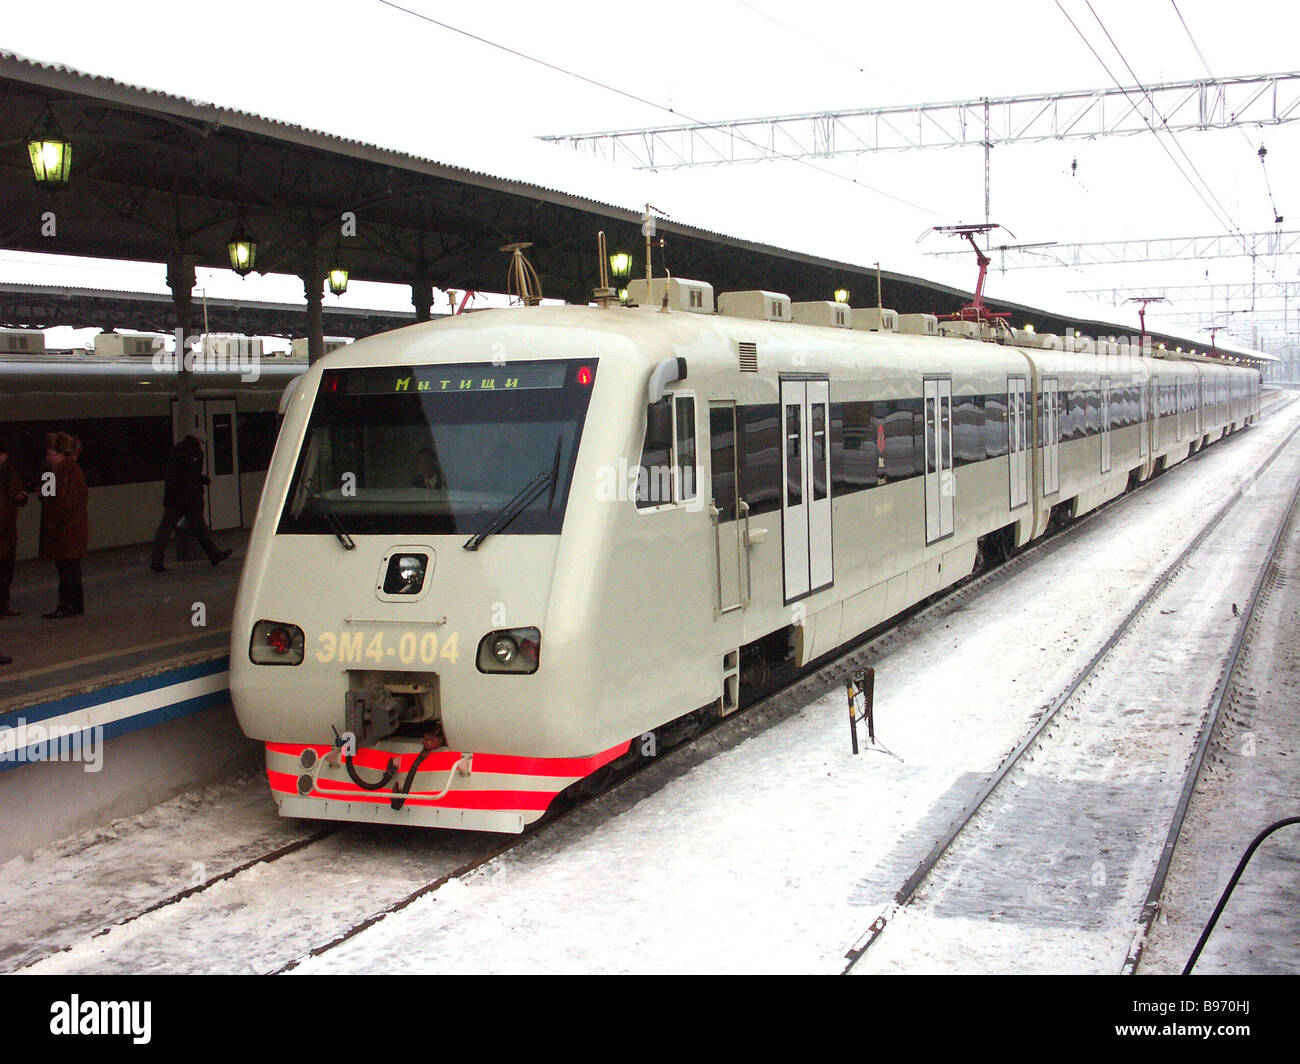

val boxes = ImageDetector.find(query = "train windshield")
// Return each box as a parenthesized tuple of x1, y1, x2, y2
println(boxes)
(277, 359, 597, 537)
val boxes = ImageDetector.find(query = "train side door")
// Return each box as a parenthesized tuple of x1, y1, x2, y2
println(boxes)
(780, 379, 833, 602)
(1139, 379, 1149, 460)
(923, 378, 954, 543)
(1151, 379, 1160, 451)
(204, 400, 242, 530)
(171, 397, 242, 530)
(1042, 378, 1060, 497)
(1100, 377, 1112, 474)
(1176, 378, 1185, 442)
(709, 401, 745, 617)
(1008, 376, 1028, 510)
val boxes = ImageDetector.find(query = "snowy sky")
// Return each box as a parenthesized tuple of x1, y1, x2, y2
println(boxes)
(3, 0, 1299, 351)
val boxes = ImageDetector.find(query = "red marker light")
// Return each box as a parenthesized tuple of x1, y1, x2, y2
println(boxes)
(576, 365, 593, 386)
(268, 626, 292, 655)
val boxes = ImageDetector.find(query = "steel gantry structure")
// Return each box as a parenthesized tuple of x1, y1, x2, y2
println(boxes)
(541, 72, 1300, 170)
(926, 229, 1300, 269)
(1072, 281, 1300, 304)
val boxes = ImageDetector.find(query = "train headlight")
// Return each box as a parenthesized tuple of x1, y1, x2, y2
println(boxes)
(250, 620, 305, 665)
(382, 552, 429, 595)
(477, 627, 541, 674)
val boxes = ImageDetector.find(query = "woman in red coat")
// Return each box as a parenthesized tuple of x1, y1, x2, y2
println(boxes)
(39, 431, 88, 619)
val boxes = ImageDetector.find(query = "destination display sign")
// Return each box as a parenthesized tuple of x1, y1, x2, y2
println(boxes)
(326, 362, 572, 396)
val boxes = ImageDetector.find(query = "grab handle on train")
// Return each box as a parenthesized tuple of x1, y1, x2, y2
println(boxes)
(392, 753, 473, 810)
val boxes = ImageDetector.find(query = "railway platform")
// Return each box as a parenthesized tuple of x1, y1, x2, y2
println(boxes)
(0, 531, 256, 862)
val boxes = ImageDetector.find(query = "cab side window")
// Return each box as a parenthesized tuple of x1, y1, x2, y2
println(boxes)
(636, 395, 696, 508)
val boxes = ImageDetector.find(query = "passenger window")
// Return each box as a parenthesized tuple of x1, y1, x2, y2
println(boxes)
(212, 413, 235, 476)
(811, 402, 827, 501)
(786, 403, 803, 507)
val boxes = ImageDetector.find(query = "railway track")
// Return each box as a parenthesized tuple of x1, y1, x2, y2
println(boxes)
(1124, 438, 1300, 974)
(14, 404, 1292, 974)
(840, 404, 1300, 974)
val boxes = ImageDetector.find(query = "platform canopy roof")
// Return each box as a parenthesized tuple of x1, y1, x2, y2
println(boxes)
(0, 281, 415, 339)
(0, 50, 1276, 365)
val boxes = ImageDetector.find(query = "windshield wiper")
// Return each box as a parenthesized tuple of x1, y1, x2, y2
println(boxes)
(546, 435, 562, 511)
(304, 478, 356, 551)
(463, 469, 551, 551)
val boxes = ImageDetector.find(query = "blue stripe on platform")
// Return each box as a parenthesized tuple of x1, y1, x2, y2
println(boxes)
(4, 657, 229, 726)
(0, 656, 232, 773)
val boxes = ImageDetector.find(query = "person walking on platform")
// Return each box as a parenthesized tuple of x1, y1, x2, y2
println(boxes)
(150, 430, 232, 572)
(39, 431, 88, 619)
(0, 434, 28, 617)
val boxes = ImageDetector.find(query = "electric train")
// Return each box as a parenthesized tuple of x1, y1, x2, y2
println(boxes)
(228, 279, 1261, 832)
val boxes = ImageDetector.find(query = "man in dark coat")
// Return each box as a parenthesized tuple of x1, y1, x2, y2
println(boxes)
(0, 434, 27, 617)
(150, 430, 233, 571)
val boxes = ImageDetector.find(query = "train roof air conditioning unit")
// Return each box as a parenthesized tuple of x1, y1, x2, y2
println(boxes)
(717, 290, 791, 323)
(202, 334, 264, 360)
(853, 308, 899, 333)
(937, 320, 979, 340)
(0, 329, 46, 355)
(791, 301, 852, 328)
(625, 277, 714, 314)
(898, 313, 937, 336)
(1006, 328, 1044, 349)
(291, 337, 351, 359)
(94, 332, 162, 358)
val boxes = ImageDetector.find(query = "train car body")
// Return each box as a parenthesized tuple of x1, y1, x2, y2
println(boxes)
(228, 302, 1260, 833)
(0, 355, 304, 559)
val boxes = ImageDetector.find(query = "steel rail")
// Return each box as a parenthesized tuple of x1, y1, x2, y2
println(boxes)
(842, 406, 1300, 973)
(1123, 450, 1300, 974)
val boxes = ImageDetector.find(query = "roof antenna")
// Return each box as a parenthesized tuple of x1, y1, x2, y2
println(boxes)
(594, 231, 618, 307)
(656, 235, 672, 312)
(501, 242, 543, 306)
(642, 203, 670, 309)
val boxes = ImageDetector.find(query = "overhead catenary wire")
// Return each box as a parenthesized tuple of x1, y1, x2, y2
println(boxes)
(1055, 1, 1248, 260)
(1084, 1, 1246, 241)
(1169, 1, 1285, 230)
(730, 0, 905, 94)
(371, 0, 954, 223)
(1083, 1, 1284, 291)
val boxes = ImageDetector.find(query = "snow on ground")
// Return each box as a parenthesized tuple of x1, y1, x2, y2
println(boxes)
(6, 403, 1297, 974)
(855, 442, 1300, 974)
(0, 773, 298, 970)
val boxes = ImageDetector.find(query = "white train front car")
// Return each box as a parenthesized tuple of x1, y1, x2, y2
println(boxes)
(231, 309, 681, 832)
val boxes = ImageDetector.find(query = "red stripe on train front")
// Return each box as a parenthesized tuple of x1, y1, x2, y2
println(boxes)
(267, 770, 557, 810)
(265, 739, 631, 815)
(266, 740, 629, 778)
